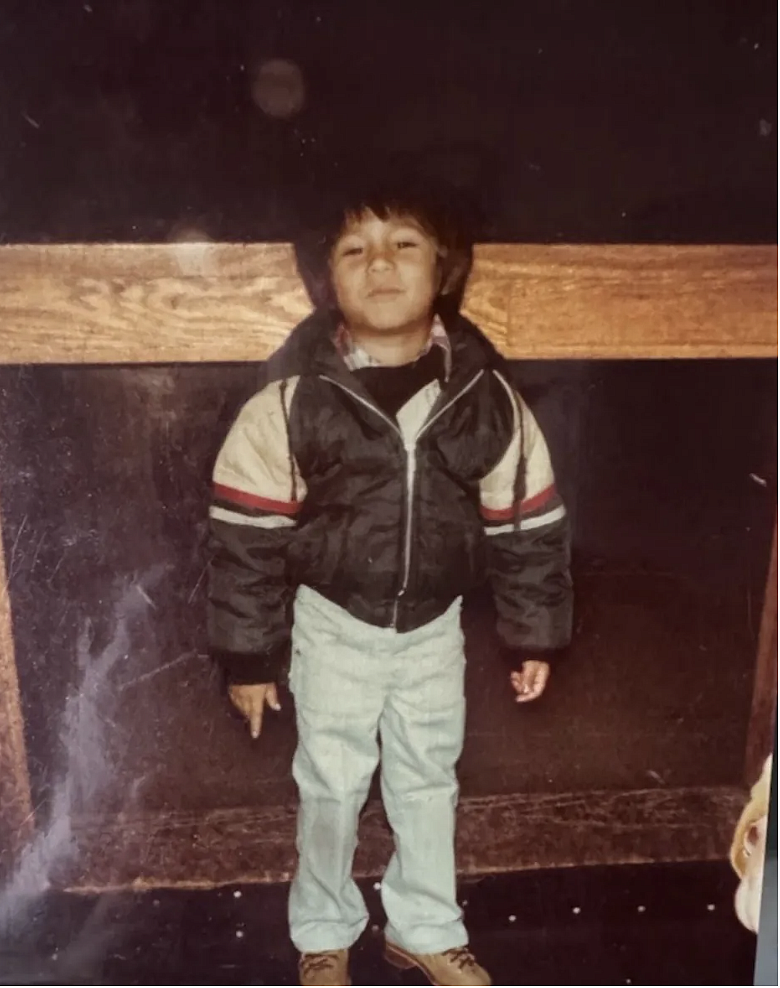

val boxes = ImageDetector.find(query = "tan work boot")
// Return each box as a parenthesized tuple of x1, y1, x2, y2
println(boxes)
(298, 948, 351, 986)
(385, 940, 491, 986)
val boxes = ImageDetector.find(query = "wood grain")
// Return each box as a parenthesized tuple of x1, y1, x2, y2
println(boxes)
(503, 244, 778, 358)
(0, 506, 34, 871)
(59, 785, 745, 892)
(746, 519, 778, 785)
(0, 243, 775, 364)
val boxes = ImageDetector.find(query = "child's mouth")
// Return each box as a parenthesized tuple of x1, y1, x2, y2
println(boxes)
(368, 287, 403, 298)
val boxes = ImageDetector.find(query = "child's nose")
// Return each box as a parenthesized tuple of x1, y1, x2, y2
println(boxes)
(367, 247, 393, 271)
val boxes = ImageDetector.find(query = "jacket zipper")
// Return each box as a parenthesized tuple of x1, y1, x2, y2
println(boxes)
(392, 438, 417, 627)
(321, 371, 485, 628)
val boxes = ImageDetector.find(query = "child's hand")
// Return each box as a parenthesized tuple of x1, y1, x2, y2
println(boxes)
(228, 683, 281, 739)
(510, 661, 550, 703)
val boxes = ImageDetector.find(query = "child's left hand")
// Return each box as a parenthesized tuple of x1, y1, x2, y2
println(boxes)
(510, 661, 550, 703)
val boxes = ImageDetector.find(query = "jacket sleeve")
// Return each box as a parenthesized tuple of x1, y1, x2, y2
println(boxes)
(207, 377, 305, 685)
(480, 374, 573, 665)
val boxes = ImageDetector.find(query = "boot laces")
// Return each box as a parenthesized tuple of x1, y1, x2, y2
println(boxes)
(301, 951, 341, 976)
(442, 946, 478, 971)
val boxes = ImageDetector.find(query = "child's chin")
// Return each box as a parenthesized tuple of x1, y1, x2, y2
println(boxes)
(367, 320, 416, 333)
(362, 310, 429, 333)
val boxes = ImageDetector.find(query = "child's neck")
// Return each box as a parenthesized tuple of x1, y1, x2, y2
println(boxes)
(346, 318, 433, 367)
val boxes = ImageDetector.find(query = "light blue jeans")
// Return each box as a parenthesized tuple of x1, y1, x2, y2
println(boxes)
(288, 585, 468, 955)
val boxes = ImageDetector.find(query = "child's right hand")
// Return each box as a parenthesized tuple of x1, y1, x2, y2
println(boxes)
(228, 683, 281, 740)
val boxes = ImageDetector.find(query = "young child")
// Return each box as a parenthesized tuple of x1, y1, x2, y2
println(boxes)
(207, 179, 572, 986)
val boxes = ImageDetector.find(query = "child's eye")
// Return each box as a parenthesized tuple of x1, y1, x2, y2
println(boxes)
(340, 245, 363, 258)
(396, 240, 419, 249)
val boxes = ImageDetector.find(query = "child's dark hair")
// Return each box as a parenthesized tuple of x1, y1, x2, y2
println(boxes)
(293, 174, 475, 318)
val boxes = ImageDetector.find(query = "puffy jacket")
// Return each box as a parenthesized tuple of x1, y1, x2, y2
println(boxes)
(208, 309, 572, 684)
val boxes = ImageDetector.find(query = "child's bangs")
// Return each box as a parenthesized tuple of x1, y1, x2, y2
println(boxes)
(339, 199, 441, 246)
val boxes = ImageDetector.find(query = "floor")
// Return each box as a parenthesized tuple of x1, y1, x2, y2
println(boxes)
(0, 863, 759, 986)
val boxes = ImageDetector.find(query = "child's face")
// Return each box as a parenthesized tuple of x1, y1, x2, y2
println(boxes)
(329, 210, 440, 334)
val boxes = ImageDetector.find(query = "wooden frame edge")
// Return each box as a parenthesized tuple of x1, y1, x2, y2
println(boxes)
(0, 505, 34, 865)
(60, 785, 745, 892)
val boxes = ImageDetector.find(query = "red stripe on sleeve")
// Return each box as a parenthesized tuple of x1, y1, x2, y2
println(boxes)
(480, 504, 515, 522)
(520, 484, 556, 514)
(480, 484, 556, 522)
(213, 483, 301, 516)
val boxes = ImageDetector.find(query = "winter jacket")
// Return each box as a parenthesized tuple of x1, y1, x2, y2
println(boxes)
(208, 309, 572, 684)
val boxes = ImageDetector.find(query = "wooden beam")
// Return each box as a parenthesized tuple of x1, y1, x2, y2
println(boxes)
(746, 519, 778, 785)
(0, 243, 775, 365)
(59, 786, 744, 892)
(0, 505, 34, 872)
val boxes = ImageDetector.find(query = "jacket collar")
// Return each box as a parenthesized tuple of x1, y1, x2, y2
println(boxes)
(269, 308, 502, 395)
(334, 314, 453, 381)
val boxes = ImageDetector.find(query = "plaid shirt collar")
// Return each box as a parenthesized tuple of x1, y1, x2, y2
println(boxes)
(334, 315, 452, 381)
